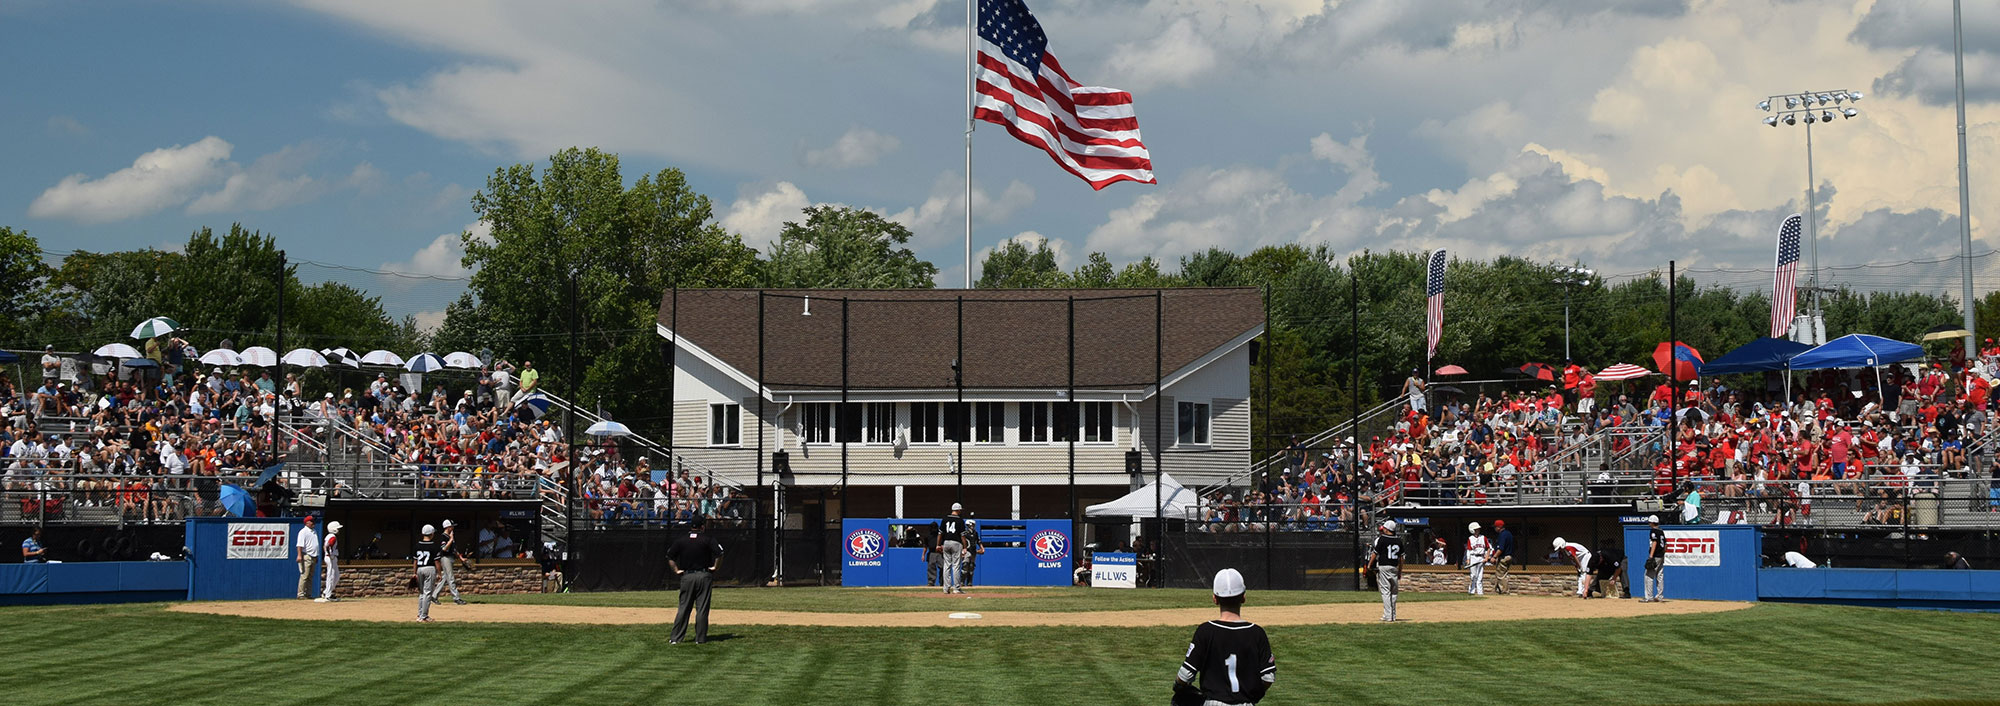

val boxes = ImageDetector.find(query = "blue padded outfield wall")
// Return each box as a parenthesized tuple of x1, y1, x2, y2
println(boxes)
(1759, 568, 2000, 611)
(841, 518, 1072, 587)
(0, 561, 186, 606)
(1621, 523, 1761, 602)
(186, 517, 311, 601)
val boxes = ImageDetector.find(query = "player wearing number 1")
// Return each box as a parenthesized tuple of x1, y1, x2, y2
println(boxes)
(1172, 568, 1275, 706)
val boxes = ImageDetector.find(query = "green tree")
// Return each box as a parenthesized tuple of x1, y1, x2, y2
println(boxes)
(1178, 248, 1243, 287)
(976, 239, 1065, 288)
(763, 206, 937, 288)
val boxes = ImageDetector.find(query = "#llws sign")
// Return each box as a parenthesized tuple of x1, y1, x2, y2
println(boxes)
(1090, 553, 1136, 589)
(1663, 530, 1720, 567)
(227, 524, 290, 559)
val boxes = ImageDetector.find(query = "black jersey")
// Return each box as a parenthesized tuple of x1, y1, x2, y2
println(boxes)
(666, 531, 723, 571)
(939, 516, 965, 543)
(415, 538, 438, 567)
(1647, 527, 1667, 561)
(1177, 620, 1275, 704)
(1369, 535, 1403, 567)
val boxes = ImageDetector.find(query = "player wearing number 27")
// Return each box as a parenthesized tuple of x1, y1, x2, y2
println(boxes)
(1173, 568, 1275, 706)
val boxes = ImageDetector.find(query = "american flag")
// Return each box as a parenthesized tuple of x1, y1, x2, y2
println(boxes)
(1771, 213, 1803, 338)
(1425, 249, 1448, 360)
(974, 0, 1154, 189)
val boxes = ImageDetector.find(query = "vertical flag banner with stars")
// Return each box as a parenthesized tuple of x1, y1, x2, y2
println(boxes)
(1425, 249, 1448, 361)
(1771, 213, 1803, 338)
(973, 0, 1155, 189)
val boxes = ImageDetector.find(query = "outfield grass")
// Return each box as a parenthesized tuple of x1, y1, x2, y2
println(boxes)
(481, 586, 1467, 612)
(5, 597, 1999, 705)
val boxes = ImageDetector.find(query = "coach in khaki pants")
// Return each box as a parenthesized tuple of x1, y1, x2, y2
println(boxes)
(295, 516, 320, 599)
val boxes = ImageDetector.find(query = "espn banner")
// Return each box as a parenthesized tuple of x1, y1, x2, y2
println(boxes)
(227, 523, 291, 560)
(1663, 530, 1720, 567)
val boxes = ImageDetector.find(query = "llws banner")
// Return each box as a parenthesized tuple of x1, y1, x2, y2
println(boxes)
(1091, 552, 1136, 589)
(1663, 530, 1720, 567)
(227, 523, 290, 559)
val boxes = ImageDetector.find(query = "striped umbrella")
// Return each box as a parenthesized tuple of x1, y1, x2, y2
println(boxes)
(1594, 363, 1655, 381)
(239, 346, 279, 367)
(404, 352, 447, 373)
(319, 347, 361, 368)
(129, 316, 180, 339)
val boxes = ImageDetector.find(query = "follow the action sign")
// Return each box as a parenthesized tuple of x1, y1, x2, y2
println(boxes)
(1091, 552, 1136, 589)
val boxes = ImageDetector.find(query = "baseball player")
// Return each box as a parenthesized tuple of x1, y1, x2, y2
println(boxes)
(1553, 537, 1593, 598)
(938, 503, 968, 594)
(295, 516, 320, 599)
(429, 519, 468, 605)
(1360, 520, 1403, 622)
(1641, 515, 1666, 601)
(415, 524, 440, 622)
(1463, 522, 1490, 595)
(1172, 568, 1276, 706)
(316, 521, 342, 603)
(960, 512, 983, 588)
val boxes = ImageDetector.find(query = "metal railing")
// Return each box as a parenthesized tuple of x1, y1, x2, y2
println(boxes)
(283, 462, 543, 501)
(528, 390, 750, 490)
(1204, 397, 1403, 494)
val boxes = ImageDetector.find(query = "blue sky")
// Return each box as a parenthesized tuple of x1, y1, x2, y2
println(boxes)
(6, 0, 1999, 324)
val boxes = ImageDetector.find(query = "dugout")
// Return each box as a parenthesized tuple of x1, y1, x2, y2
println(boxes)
(1384, 503, 1635, 567)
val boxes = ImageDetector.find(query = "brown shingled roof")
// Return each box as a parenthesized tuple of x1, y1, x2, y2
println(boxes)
(658, 288, 1264, 391)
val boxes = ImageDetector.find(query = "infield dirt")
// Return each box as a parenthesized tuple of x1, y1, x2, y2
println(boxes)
(169, 593, 1748, 627)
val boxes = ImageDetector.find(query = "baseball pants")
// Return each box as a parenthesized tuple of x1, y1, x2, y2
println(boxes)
(1376, 566, 1400, 621)
(320, 557, 339, 600)
(940, 540, 964, 593)
(671, 570, 714, 643)
(417, 566, 439, 620)
(1493, 556, 1512, 593)
(1645, 564, 1665, 601)
(429, 556, 461, 601)
(297, 556, 318, 598)
(1467, 563, 1485, 595)
(1576, 568, 1591, 597)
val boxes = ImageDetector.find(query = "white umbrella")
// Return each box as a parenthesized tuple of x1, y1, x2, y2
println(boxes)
(198, 348, 242, 366)
(360, 349, 405, 367)
(405, 353, 447, 373)
(585, 420, 633, 437)
(320, 347, 361, 368)
(129, 316, 180, 339)
(239, 346, 279, 367)
(1594, 363, 1655, 381)
(443, 351, 482, 369)
(93, 343, 143, 359)
(282, 348, 329, 368)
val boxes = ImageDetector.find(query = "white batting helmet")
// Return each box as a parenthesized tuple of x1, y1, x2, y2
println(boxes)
(1467, 522, 1481, 532)
(327, 521, 342, 535)
(421, 524, 436, 535)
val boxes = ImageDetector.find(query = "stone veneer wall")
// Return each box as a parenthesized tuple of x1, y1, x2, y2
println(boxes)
(1397, 565, 1624, 597)
(328, 561, 546, 598)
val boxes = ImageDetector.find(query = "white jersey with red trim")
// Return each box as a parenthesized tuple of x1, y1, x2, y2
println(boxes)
(1559, 543, 1592, 570)
(1464, 536, 1490, 566)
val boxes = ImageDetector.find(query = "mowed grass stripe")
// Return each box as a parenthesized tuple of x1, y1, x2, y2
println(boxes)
(3, 600, 1999, 705)
(480, 586, 1457, 613)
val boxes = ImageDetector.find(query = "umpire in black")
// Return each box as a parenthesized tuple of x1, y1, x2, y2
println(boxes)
(667, 515, 723, 644)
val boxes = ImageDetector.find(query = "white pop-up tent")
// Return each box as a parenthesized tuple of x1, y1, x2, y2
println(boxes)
(1085, 473, 1196, 519)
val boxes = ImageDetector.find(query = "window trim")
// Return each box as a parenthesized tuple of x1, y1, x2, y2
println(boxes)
(1175, 400, 1211, 447)
(1080, 401, 1115, 445)
(708, 402, 741, 447)
(910, 402, 942, 444)
(1018, 401, 1052, 444)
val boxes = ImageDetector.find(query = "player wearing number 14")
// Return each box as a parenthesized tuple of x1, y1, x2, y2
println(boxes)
(1173, 568, 1276, 706)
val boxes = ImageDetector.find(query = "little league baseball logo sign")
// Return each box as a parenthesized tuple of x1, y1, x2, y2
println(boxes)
(846, 528, 885, 566)
(226, 523, 290, 560)
(1030, 529, 1069, 567)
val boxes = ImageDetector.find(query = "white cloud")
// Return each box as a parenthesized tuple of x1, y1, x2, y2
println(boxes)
(1105, 18, 1217, 90)
(888, 172, 1034, 250)
(803, 127, 900, 169)
(381, 221, 489, 279)
(45, 115, 88, 137)
(722, 181, 814, 248)
(28, 136, 232, 223)
(186, 142, 327, 215)
(410, 309, 449, 332)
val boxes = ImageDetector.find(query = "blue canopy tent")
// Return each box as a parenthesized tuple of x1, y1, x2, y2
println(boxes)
(1786, 334, 1925, 401)
(1787, 334, 1925, 370)
(1700, 337, 1812, 375)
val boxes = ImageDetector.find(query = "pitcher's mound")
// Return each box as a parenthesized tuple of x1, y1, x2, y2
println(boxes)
(167, 594, 1748, 627)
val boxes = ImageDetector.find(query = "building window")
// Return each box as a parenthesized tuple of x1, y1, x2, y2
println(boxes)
(800, 403, 833, 444)
(975, 402, 1003, 443)
(1021, 402, 1050, 443)
(864, 402, 896, 444)
(1082, 402, 1113, 443)
(1176, 401, 1210, 446)
(709, 403, 741, 446)
(1053, 402, 1079, 442)
(911, 402, 941, 443)
(944, 403, 970, 443)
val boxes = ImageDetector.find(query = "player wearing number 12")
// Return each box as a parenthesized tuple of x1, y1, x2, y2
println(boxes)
(1173, 568, 1275, 706)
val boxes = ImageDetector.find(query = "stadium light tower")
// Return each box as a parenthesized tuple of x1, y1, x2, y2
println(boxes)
(1759, 88, 1862, 344)
(1553, 266, 1595, 361)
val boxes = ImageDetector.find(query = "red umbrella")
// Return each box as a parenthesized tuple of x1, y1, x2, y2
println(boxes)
(1510, 362, 1555, 381)
(1653, 341, 1704, 381)
(1434, 364, 1469, 376)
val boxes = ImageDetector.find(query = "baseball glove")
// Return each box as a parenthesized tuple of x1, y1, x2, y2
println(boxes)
(1170, 681, 1205, 706)
(406, 576, 421, 590)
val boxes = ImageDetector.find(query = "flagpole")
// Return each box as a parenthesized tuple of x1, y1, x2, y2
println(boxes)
(964, 0, 975, 289)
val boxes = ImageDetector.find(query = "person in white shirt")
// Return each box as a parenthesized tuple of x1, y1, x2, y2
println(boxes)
(317, 521, 342, 602)
(1783, 551, 1817, 568)
(295, 516, 321, 599)
(1464, 522, 1491, 595)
